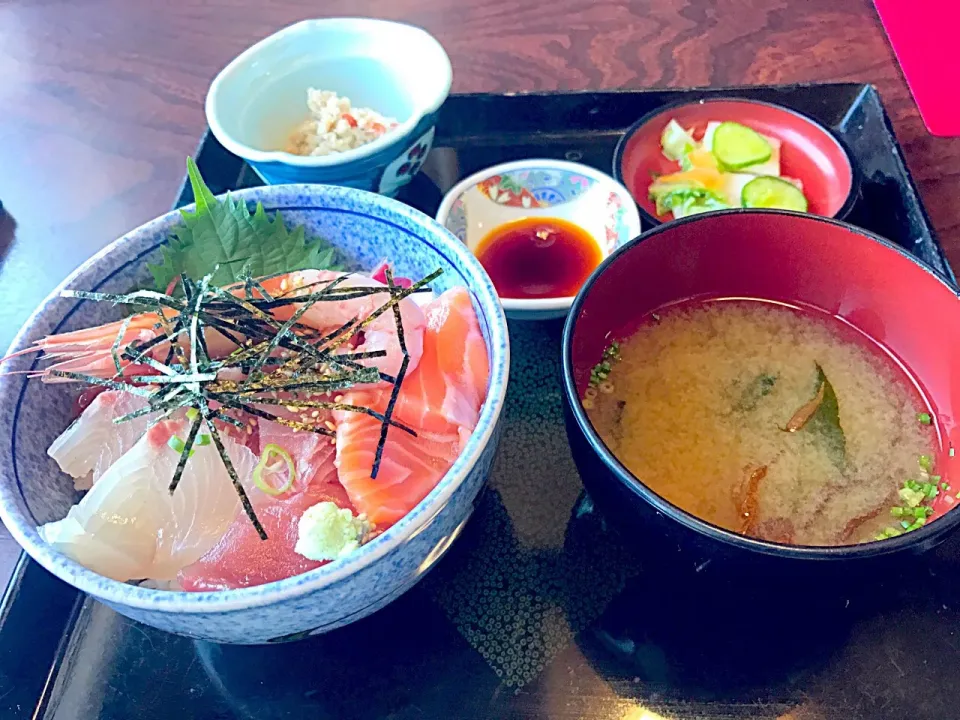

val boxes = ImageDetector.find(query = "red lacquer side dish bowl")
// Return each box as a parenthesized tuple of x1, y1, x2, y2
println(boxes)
(613, 98, 858, 227)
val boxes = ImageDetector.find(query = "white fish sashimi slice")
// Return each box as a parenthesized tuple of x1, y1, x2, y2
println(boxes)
(47, 391, 153, 490)
(39, 419, 258, 582)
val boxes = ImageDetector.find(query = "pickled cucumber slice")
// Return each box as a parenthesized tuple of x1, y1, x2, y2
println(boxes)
(741, 176, 809, 212)
(712, 122, 772, 170)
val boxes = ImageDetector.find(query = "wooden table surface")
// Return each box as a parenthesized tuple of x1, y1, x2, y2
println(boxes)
(0, 0, 956, 587)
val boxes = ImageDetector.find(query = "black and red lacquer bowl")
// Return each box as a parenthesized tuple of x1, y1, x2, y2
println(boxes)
(561, 210, 960, 567)
(613, 98, 858, 227)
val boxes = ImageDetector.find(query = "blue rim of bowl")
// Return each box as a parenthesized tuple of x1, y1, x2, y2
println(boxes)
(205, 18, 453, 169)
(0, 184, 510, 612)
(611, 97, 861, 228)
(435, 158, 643, 315)
(561, 207, 960, 561)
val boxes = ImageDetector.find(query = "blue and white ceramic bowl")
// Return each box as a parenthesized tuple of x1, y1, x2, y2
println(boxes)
(0, 185, 508, 644)
(436, 159, 642, 321)
(206, 18, 452, 196)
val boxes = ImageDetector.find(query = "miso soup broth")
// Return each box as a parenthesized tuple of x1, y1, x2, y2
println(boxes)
(584, 298, 944, 546)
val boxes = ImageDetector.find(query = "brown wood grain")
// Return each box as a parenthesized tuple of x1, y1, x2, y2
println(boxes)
(0, 0, 956, 587)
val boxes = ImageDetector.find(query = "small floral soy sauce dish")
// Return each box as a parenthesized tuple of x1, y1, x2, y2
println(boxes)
(436, 160, 642, 321)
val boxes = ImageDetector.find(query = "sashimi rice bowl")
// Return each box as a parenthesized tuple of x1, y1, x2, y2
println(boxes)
(0, 165, 508, 643)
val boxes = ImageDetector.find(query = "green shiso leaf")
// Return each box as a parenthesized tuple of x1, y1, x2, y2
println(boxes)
(148, 158, 342, 291)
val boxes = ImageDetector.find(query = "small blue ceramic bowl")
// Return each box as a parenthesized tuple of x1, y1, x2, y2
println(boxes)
(0, 185, 508, 644)
(206, 19, 452, 196)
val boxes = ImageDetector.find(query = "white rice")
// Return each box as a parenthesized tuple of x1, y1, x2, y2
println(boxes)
(286, 89, 398, 157)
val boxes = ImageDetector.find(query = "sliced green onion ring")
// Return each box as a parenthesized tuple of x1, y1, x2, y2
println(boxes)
(253, 443, 296, 496)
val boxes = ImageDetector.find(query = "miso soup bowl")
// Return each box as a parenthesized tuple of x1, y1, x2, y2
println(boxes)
(561, 210, 960, 567)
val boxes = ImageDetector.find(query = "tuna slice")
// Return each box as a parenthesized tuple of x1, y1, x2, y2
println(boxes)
(178, 430, 352, 591)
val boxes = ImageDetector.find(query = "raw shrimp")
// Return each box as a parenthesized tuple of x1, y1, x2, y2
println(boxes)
(12, 311, 237, 383)
(8, 270, 426, 384)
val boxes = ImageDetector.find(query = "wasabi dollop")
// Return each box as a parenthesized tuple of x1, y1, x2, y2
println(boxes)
(294, 502, 369, 561)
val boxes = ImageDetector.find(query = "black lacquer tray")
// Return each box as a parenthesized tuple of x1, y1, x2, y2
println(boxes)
(1, 84, 956, 720)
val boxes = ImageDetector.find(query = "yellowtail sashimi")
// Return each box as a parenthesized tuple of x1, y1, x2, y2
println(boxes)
(39, 419, 258, 582)
(47, 390, 152, 490)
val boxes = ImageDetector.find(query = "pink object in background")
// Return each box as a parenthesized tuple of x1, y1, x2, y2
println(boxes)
(874, 0, 960, 137)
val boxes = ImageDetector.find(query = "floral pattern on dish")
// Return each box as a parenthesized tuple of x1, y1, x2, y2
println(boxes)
(477, 169, 596, 209)
(605, 191, 630, 254)
(378, 127, 436, 196)
(446, 197, 468, 242)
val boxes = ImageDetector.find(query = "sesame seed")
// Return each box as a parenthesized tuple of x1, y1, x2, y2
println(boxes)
(335, 395, 344, 403)
(325, 421, 336, 431)
(311, 410, 320, 418)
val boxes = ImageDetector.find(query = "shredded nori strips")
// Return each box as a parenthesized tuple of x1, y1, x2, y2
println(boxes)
(37, 266, 443, 540)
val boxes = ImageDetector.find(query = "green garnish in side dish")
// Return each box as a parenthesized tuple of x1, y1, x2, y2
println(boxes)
(652, 186, 729, 217)
(711, 121, 773, 170)
(660, 119, 697, 162)
(878, 455, 941, 540)
(917, 412, 932, 425)
(733, 372, 778, 412)
(149, 158, 341, 292)
(741, 176, 809, 212)
(649, 117, 809, 220)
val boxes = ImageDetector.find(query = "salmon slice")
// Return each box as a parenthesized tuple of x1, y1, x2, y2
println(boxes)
(334, 287, 489, 528)
(380, 286, 490, 434)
